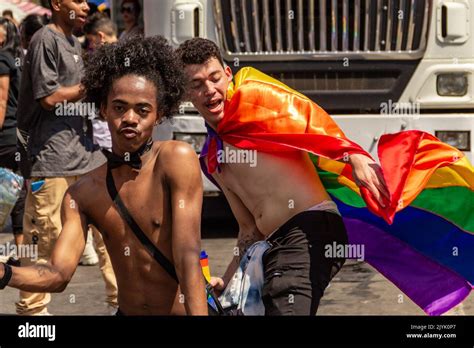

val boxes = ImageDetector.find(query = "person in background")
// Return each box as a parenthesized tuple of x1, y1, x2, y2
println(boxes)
(19, 15, 50, 51)
(0, 17, 25, 254)
(83, 12, 117, 153)
(118, 0, 143, 41)
(1, 11, 19, 28)
(14, 0, 105, 316)
(84, 12, 117, 53)
(79, 11, 119, 312)
(16, 15, 49, 180)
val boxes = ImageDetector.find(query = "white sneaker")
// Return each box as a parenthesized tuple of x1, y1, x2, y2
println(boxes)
(80, 229, 99, 266)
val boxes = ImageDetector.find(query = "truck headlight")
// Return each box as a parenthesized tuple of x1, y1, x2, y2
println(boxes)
(435, 131, 470, 151)
(174, 133, 207, 153)
(437, 73, 468, 96)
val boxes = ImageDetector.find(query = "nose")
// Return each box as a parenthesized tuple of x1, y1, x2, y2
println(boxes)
(122, 109, 139, 125)
(82, 1, 90, 14)
(203, 81, 216, 97)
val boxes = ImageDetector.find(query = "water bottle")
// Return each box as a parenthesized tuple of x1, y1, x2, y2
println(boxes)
(0, 167, 24, 230)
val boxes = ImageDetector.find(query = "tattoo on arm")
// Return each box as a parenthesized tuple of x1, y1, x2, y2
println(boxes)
(34, 265, 59, 277)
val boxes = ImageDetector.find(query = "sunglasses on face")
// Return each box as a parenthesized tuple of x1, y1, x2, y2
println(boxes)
(120, 5, 135, 13)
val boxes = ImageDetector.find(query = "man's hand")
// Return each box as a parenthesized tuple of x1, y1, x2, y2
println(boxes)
(349, 154, 390, 208)
(40, 84, 85, 110)
(209, 277, 226, 296)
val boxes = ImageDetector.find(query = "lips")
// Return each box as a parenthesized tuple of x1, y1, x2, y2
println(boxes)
(205, 99, 224, 114)
(76, 15, 87, 24)
(120, 127, 139, 139)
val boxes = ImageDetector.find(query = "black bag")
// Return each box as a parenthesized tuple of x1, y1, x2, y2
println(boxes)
(105, 164, 229, 315)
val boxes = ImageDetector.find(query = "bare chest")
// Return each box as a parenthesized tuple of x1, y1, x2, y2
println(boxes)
(84, 168, 171, 251)
(214, 144, 305, 194)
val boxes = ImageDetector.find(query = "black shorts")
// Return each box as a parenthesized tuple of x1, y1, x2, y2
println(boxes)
(262, 210, 348, 315)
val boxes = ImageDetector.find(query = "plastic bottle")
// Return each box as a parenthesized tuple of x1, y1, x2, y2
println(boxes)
(0, 168, 24, 230)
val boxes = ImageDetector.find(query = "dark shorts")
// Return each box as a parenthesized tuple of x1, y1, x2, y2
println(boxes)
(262, 210, 348, 315)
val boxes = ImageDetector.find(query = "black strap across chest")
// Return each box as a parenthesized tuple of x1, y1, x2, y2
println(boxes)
(105, 164, 179, 283)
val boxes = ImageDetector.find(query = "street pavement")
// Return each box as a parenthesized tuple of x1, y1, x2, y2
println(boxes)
(0, 230, 471, 316)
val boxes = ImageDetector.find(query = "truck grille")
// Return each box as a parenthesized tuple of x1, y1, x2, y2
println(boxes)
(270, 71, 398, 92)
(214, 0, 431, 60)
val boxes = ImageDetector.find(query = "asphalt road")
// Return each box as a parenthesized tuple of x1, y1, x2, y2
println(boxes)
(0, 225, 472, 316)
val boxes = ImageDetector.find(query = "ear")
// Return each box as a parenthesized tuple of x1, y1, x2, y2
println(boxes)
(154, 112, 162, 126)
(50, 0, 61, 12)
(97, 31, 106, 44)
(224, 65, 233, 83)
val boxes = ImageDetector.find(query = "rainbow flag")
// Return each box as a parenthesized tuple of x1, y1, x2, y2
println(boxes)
(200, 67, 474, 315)
(200, 250, 211, 283)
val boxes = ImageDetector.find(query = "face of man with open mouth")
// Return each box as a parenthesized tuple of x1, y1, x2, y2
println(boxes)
(184, 57, 233, 130)
(101, 74, 158, 156)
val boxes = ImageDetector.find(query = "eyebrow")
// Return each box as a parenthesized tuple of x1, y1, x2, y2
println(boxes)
(111, 99, 153, 108)
(190, 70, 221, 83)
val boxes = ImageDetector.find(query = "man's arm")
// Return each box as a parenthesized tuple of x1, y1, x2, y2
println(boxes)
(28, 34, 85, 111)
(165, 142, 207, 315)
(0, 75, 9, 129)
(211, 173, 264, 291)
(0, 187, 87, 292)
(39, 84, 85, 111)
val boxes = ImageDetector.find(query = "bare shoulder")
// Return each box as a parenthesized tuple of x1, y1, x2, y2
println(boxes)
(155, 140, 201, 185)
(157, 140, 199, 167)
(67, 164, 107, 207)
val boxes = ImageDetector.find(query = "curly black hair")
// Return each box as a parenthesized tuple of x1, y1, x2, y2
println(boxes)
(175, 38, 224, 68)
(82, 36, 184, 119)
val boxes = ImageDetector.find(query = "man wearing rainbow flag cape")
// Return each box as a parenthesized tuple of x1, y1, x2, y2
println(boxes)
(177, 38, 473, 316)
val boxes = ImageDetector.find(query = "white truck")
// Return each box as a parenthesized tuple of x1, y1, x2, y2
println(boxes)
(113, 0, 473, 216)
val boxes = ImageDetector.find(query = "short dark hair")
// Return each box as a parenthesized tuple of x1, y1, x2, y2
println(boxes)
(20, 14, 49, 45)
(175, 38, 225, 68)
(83, 36, 185, 119)
(2, 10, 13, 18)
(83, 12, 116, 36)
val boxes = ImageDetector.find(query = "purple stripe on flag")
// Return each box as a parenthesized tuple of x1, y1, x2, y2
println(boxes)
(344, 217, 472, 316)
